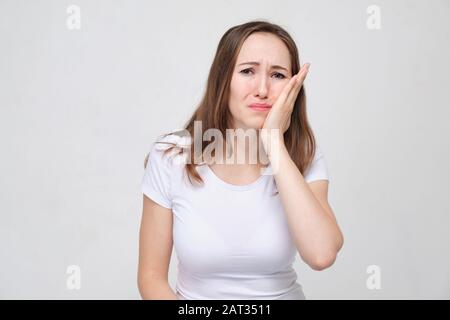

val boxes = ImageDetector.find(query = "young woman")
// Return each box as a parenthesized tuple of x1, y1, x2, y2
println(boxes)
(138, 20, 344, 300)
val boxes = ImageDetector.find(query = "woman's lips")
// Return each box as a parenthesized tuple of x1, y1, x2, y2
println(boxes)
(249, 103, 272, 111)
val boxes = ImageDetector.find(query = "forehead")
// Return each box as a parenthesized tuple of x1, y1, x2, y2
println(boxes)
(236, 32, 291, 67)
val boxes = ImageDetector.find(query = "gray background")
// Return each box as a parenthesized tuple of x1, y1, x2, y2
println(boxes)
(1, 0, 449, 299)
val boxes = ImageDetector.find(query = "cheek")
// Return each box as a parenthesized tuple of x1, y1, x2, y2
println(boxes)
(231, 77, 252, 98)
(271, 82, 286, 98)
(229, 79, 251, 111)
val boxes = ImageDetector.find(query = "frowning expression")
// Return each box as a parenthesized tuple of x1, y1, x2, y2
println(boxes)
(228, 32, 292, 130)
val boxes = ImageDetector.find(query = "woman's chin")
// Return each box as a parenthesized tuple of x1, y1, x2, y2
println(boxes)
(244, 119, 265, 130)
(230, 118, 265, 131)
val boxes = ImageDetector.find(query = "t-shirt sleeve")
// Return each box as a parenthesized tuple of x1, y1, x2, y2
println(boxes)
(141, 143, 173, 209)
(303, 145, 331, 183)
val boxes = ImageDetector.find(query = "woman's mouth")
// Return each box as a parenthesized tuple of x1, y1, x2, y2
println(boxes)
(249, 103, 272, 111)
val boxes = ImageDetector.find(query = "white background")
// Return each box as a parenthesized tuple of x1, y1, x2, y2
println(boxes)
(0, 0, 449, 299)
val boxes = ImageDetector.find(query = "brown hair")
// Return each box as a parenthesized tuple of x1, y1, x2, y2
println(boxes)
(144, 20, 318, 188)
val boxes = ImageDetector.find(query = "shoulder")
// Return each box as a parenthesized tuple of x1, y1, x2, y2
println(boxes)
(147, 132, 192, 169)
(312, 144, 325, 161)
(303, 143, 330, 183)
(154, 132, 191, 151)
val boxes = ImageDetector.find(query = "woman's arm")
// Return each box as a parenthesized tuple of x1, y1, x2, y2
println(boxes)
(271, 142, 344, 271)
(137, 195, 178, 299)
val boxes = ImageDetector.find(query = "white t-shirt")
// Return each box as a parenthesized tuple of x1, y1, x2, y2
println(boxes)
(141, 133, 331, 300)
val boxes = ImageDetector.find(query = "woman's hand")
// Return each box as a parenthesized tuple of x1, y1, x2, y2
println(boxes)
(260, 63, 310, 155)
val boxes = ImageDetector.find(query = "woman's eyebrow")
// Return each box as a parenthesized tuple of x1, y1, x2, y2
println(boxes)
(237, 61, 288, 72)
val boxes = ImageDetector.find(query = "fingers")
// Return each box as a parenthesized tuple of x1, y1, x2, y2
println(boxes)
(274, 63, 310, 111)
(286, 63, 310, 107)
(277, 71, 299, 104)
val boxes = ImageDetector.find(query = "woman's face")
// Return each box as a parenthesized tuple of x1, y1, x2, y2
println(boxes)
(228, 32, 292, 130)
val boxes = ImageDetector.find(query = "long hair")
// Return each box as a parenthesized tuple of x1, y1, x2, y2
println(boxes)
(144, 20, 317, 188)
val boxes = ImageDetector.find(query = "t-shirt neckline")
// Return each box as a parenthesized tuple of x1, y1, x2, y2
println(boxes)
(204, 164, 272, 191)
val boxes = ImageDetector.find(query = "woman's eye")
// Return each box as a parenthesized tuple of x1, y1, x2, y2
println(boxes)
(239, 69, 286, 79)
(240, 68, 253, 75)
(273, 72, 286, 79)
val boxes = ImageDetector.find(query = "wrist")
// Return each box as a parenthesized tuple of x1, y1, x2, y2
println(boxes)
(262, 136, 286, 161)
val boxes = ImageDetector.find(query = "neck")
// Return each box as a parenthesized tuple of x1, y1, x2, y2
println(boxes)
(220, 129, 269, 167)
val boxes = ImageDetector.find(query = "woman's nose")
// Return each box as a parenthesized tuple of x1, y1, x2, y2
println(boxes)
(254, 75, 269, 98)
